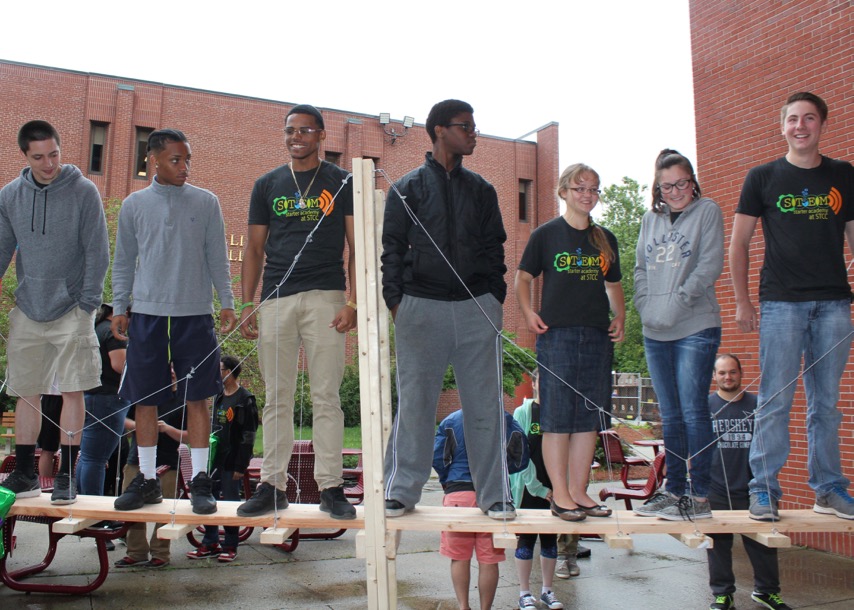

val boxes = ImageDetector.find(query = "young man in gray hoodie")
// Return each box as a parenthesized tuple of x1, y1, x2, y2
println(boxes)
(111, 128, 236, 515)
(0, 120, 110, 505)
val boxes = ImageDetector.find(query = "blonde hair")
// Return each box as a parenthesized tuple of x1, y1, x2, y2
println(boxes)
(557, 163, 615, 262)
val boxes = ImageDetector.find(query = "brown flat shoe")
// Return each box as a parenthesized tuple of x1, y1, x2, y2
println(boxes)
(550, 498, 587, 522)
(577, 503, 613, 517)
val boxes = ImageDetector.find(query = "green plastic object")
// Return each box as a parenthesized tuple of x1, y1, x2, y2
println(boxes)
(0, 485, 15, 558)
(207, 433, 219, 471)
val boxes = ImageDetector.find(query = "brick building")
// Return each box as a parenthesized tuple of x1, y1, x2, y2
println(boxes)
(0, 59, 558, 414)
(690, 0, 853, 556)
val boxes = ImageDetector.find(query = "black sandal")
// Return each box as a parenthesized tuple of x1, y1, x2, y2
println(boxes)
(550, 498, 587, 521)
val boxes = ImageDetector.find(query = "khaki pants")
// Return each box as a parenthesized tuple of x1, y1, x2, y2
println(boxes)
(257, 290, 346, 491)
(122, 464, 177, 562)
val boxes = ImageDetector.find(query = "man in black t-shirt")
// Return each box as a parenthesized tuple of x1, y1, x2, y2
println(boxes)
(237, 105, 356, 521)
(705, 354, 789, 610)
(730, 92, 854, 523)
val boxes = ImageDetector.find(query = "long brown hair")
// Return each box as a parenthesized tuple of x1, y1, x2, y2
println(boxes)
(557, 163, 616, 262)
(651, 149, 702, 213)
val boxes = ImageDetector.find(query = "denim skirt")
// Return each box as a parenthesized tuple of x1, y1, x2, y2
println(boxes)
(537, 326, 613, 434)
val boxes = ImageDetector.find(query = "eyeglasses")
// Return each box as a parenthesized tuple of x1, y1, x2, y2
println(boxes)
(284, 127, 323, 136)
(568, 187, 601, 196)
(658, 178, 692, 193)
(445, 122, 480, 136)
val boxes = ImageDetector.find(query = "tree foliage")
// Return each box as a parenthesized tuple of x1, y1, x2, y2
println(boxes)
(599, 177, 649, 374)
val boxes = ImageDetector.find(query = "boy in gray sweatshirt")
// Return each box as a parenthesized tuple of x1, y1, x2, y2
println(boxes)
(0, 120, 110, 505)
(111, 128, 236, 515)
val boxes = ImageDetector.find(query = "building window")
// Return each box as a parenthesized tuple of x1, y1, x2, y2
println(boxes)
(135, 128, 154, 179)
(325, 151, 342, 166)
(519, 180, 532, 222)
(89, 122, 108, 174)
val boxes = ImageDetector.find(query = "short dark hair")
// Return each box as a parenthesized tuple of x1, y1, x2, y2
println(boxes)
(426, 99, 474, 143)
(781, 91, 828, 124)
(715, 353, 742, 372)
(221, 354, 241, 379)
(18, 120, 61, 153)
(286, 104, 325, 129)
(147, 128, 188, 155)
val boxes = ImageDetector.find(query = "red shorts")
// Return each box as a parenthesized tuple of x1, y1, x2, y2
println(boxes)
(439, 491, 505, 563)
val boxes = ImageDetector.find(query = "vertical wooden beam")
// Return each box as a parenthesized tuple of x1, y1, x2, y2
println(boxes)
(353, 158, 396, 609)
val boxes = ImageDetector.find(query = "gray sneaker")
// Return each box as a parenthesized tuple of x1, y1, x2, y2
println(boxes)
(554, 557, 579, 579)
(50, 473, 77, 505)
(814, 486, 854, 520)
(633, 491, 678, 517)
(656, 495, 712, 521)
(749, 492, 780, 522)
(0, 470, 41, 498)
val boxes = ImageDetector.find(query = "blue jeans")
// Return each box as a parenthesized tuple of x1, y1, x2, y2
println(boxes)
(201, 470, 240, 548)
(77, 393, 131, 495)
(644, 327, 721, 498)
(749, 300, 852, 499)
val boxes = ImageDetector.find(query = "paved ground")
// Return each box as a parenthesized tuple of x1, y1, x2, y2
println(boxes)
(1, 478, 853, 609)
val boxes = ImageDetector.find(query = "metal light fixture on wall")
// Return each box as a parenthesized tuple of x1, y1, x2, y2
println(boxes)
(379, 113, 415, 144)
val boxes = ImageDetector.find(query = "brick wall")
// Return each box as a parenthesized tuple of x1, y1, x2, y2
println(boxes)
(690, 0, 853, 555)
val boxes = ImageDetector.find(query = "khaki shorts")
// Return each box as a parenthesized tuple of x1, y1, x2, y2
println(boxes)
(6, 306, 101, 396)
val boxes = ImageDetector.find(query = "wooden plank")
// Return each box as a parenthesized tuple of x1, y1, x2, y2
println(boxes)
(157, 523, 197, 539)
(260, 527, 298, 545)
(52, 517, 99, 534)
(354, 157, 396, 609)
(492, 532, 518, 549)
(743, 531, 792, 548)
(8, 494, 364, 530)
(9, 496, 850, 539)
(381, 507, 854, 536)
(603, 533, 634, 549)
(671, 532, 713, 549)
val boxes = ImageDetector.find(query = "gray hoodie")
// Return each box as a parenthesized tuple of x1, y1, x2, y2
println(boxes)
(0, 164, 109, 322)
(634, 197, 723, 341)
(112, 178, 234, 317)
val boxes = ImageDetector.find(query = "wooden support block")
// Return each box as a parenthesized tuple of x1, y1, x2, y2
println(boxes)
(385, 530, 400, 559)
(52, 517, 99, 534)
(602, 533, 634, 549)
(743, 531, 791, 548)
(260, 527, 297, 545)
(671, 532, 713, 549)
(492, 532, 518, 549)
(157, 523, 197, 539)
(355, 530, 366, 559)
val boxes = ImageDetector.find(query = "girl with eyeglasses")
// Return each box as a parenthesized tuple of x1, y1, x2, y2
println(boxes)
(516, 163, 625, 523)
(633, 148, 723, 521)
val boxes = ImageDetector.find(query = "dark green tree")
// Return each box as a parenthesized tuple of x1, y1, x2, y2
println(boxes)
(599, 177, 649, 374)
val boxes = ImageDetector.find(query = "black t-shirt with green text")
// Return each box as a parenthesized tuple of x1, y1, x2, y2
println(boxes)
(249, 161, 353, 301)
(518, 217, 621, 329)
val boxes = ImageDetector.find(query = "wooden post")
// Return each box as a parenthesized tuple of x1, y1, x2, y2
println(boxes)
(353, 158, 396, 609)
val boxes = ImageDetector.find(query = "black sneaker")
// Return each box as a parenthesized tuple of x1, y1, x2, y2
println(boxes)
(320, 485, 356, 520)
(114, 472, 163, 511)
(709, 594, 734, 610)
(51, 473, 77, 505)
(189, 472, 217, 515)
(487, 501, 516, 520)
(236, 482, 288, 517)
(384, 499, 412, 518)
(751, 592, 792, 610)
(0, 470, 40, 498)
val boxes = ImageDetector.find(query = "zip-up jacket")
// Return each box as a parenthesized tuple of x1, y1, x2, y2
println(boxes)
(0, 164, 109, 322)
(381, 153, 507, 310)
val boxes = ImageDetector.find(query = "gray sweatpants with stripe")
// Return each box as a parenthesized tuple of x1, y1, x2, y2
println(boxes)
(384, 293, 512, 512)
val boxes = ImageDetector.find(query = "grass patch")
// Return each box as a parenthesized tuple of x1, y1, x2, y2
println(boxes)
(253, 426, 362, 457)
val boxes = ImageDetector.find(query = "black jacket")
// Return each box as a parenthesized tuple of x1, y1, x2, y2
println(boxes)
(381, 153, 507, 309)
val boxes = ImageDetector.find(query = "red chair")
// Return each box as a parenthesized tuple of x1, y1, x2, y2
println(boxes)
(598, 430, 652, 490)
(598, 451, 666, 510)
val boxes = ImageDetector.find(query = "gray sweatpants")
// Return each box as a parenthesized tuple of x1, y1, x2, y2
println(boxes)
(385, 293, 512, 512)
